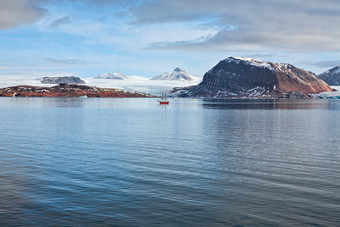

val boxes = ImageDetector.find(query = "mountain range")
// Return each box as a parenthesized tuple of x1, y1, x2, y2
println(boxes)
(2, 58, 340, 98)
(92, 68, 198, 82)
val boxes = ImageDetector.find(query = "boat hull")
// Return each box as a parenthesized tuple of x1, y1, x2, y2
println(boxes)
(158, 100, 170, 104)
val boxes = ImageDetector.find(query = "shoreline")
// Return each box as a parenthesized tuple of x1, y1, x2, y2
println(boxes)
(0, 84, 154, 98)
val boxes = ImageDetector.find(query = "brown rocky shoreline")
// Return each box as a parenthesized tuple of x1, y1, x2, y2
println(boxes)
(0, 83, 153, 98)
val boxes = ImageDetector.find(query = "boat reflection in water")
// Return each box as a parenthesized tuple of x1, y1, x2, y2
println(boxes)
(158, 92, 169, 104)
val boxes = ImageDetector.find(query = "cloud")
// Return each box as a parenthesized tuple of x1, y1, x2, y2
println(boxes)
(144, 30, 216, 51)
(44, 58, 88, 65)
(128, 0, 340, 51)
(129, 0, 219, 25)
(246, 53, 283, 58)
(50, 16, 71, 28)
(0, 0, 46, 30)
(146, 40, 202, 50)
(304, 60, 340, 68)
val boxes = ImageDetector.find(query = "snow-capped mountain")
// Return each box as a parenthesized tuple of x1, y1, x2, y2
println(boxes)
(318, 65, 340, 85)
(94, 72, 128, 80)
(150, 67, 196, 81)
(180, 57, 331, 98)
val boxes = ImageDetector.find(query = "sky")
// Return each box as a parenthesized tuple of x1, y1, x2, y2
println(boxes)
(1, 0, 340, 78)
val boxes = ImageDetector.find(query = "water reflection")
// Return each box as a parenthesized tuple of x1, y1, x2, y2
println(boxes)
(1, 97, 88, 108)
(1, 97, 340, 226)
(201, 98, 340, 110)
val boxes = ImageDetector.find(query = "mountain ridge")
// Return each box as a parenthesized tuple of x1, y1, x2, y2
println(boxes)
(318, 65, 340, 85)
(179, 57, 332, 98)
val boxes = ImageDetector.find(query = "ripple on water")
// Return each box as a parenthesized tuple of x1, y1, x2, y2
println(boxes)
(0, 98, 340, 226)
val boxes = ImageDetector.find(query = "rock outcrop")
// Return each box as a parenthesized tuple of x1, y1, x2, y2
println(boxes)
(180, 57, 332, 98)
(41, 76, 85, 84)
(150, 67, 196, 81)
(0, 83, 152, 97)
(318, 66, 340, 86)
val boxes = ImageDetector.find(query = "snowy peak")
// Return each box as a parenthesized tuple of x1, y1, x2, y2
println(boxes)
(328, 65, 340, 74)
(226, 56, 257, 63)
(94, 72, 128, 80)
(222, 56, 300, 74)
(221, 57, 277, 72)
(150, 67, 196, 81)
(225, 56, 266, 64)
(222, 56, 319, 78)
(173, 67, 185, 72)
(318, 65, 340, 85)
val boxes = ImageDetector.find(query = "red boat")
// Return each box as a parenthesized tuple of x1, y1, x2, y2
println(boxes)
(158, 100, 170, 104)
(158, 93, 170, 104)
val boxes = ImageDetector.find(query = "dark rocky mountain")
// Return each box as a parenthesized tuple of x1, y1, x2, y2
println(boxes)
(179, 57, 332, 98)
(0, 83, 152, 97)
(41, 76, 85, 84)
(318, 65, 340, 85)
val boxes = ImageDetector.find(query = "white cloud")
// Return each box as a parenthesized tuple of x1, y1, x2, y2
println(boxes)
(128, 0, 340, 51)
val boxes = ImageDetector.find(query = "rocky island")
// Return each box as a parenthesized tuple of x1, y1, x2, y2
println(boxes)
(0, 83, 152, 97)
(177, 57, 332, 98)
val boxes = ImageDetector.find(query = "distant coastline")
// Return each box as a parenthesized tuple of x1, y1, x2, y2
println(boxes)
(0, 83, 153, 98)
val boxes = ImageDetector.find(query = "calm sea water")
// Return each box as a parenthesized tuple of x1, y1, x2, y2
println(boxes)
(1, 97, 340, 226)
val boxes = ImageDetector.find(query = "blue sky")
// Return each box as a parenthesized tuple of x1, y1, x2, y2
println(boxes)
(1, 0, 340, 78)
